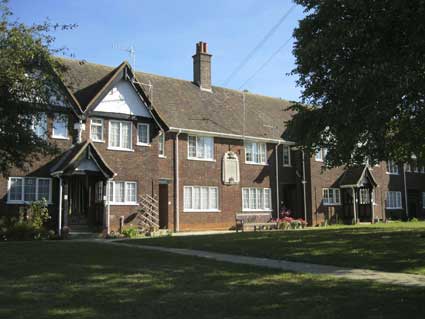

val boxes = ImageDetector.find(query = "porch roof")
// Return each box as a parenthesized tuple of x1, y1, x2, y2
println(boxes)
(338, 165, 378, 188)
(50, 141, 115, 178)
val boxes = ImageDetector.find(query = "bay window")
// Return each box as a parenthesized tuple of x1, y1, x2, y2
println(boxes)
(109, 120, 132, 150)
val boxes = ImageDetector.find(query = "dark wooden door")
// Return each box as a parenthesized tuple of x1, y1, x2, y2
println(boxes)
(159, 184, 169, 229)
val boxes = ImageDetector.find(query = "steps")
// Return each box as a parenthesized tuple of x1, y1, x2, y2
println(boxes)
(68, 225, 99, 240)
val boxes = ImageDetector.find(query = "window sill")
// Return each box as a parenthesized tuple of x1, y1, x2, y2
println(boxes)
(315, 159, 323, 162)
(245, 161, 268, 166)
(241, 209, 273, 212)
(52, 136, 69, 140)
(183, 209, 221, 213)
(283, 164, 292, 167)
(107, 147, 134, 152)
(137, 143, 151, 147)
(92, 139, 105, 143)
(385, 207, 403, 210)
(238, 212, 272, 215)
(386, 172, 399, 175)
(187, 157, 216, 162)
(159, 155, 167, 159)
(7, 201, 53, 205)
(323, 203, 341, 206)
(107, 202, 138, 206)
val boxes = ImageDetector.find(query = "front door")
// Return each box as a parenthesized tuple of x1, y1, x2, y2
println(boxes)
(158, 184, 169, 229)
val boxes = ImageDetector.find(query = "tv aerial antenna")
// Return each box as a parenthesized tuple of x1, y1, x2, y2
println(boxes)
(112, 44, 136, 71)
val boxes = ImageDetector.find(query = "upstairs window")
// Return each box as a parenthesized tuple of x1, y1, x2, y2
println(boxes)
(158, 131, 165, 157)
(90, 118, 104, 142)
(109, 120, 132, 150)
(322, 188, 341, 205)
(32, 113, 47, 139)
(137, 123, 150, 146)
(188, 135, 214, 160)
(52, 114, 68, 139)
(315, 148, 327, 162)
(282, 146, 291, 166)
(245, 141, 267, 164)
(386, 161, 399, 174)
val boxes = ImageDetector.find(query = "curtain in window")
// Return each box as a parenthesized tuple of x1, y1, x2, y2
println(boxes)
(122, 122, 131, 149)
(110, 122, 120, 147)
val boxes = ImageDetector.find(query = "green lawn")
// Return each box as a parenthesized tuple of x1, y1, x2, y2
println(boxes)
(126, 222, 425, 275)
(1, 241, 425, 318)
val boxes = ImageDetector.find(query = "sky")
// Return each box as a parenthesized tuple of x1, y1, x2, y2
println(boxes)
(9, 0, 305, 101)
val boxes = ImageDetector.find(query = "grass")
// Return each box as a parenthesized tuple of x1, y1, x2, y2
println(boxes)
(1, 241, 425, 318)
(125, 221, 425, 275)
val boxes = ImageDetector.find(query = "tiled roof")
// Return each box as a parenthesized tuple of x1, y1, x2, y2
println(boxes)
(56, 57, 296, 141)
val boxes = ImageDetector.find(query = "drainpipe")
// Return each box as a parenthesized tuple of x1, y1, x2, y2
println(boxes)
(106, 179, 112, 234)
(174, 130, 182, 232)
(58, 177, 63, 237)
(302, 150, 308, 224)
(403, 163, 409, 219)
(275, 143, 280, 219)
(352, 187, 357, 224)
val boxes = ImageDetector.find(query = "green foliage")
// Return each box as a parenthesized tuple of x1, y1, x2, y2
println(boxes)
(287, 0, 425, 167)
(121, 226, 139, 238)
(0, 199, 52, 240)
(0, 0, 77, 176)
(410, 217, 419, 223)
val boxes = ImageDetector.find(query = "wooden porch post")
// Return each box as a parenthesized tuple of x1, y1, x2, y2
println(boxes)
(352, 187, 357, 224)
(370, 188, 375, 223)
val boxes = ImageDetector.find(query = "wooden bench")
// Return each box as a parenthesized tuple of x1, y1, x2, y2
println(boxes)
(235, 214, 277, 232)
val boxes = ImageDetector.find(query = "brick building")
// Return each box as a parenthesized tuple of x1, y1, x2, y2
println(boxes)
(1, 42, 424, 233)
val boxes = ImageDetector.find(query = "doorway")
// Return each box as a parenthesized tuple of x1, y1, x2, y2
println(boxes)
(158, 183, 169, 229)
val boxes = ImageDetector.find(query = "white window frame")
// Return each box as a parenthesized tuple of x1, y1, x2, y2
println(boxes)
(322, 188, 341, 206)
(183, 186, 219, 212)
(386, 160, 399, 175)
(385, 191, 402, 209)
(107, 181, 137, 205)
(282, 145, 291, 166)
(245, 141, 267, 165)
(90, 118, 104, 142)
(315, 148, 327, 162)
(108, 120, 133, 151)
(241, 187, 272, 212)
(7, 177, 52, 204)
(187, 135, 215, 161)
(359, 188, 371, 204)
(158, 131, 166, 158)
(137, 123, 150, 146)
(52, 113, 68, 140)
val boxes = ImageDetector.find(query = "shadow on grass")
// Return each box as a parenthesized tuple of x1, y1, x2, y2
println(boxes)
(0, 241, 425, 319)
(131, 224, 425, 275)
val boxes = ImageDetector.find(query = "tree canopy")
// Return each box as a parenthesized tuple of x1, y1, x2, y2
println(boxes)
(287, 0, 425, 167)
(0, 0, 76, 176)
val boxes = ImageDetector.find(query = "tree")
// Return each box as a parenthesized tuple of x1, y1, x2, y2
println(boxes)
(287, 0, 425, 168)
(0, 0, 76, 176)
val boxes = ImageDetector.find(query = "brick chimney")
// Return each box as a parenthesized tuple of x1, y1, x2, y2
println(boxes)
(193, 41, 212, 91)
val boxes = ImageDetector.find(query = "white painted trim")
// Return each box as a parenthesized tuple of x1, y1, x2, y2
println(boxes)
(183, 209, 221, 213)
(282, 145, 292, 167)
(107, 147, 134, 152)
(169, 127, 294, 145)
(108, 120, 133, 151)
(6, 177, 52, 204)
(244, 140, 267, 165)
(187, 157, 216, 162)
(187, 134, 215, 161)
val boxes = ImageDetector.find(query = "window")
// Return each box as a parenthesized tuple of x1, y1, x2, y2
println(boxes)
(386, 161, 399, 174)
(95, 182, 103, 202)
(184, 186, 219, 211)
(322, 188, 341, 205)
(359, 188, 371, 204)
(158, 131, 165, 157)
(52, 114, 68, 139)
(245, 141, 267, 164)
(90, 118, 104, 142)
(188, 135, 214, 160)
(315, 148, 327, 162)
(32, 113, 47, 139)
(386, 191, 402, 209)
(242, 188, 272, 211)
(7, 177, 51, 203)
(109, 120, 132, 150)
(137, 123, 150, 146)
(107, 181, 137, 205)
(282, 146, 291, 166)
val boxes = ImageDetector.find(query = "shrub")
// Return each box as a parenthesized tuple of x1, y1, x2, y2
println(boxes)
(410, 217, 419, 222)
(121, 226, 139, 238)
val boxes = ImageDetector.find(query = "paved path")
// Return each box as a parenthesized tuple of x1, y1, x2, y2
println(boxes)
(97, 240, 425, 288)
